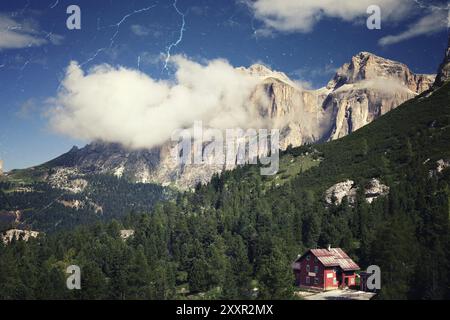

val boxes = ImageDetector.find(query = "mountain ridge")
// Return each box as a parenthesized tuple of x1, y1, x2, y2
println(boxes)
(6, 51, 437, 189)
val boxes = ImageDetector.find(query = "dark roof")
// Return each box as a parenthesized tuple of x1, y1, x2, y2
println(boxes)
(296, 248, 360, 271)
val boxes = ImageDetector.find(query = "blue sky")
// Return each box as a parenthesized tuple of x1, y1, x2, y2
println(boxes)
(0, 0, 448, 171)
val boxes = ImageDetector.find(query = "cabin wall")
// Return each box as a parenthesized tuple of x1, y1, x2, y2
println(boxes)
(293, 253, 326, 290)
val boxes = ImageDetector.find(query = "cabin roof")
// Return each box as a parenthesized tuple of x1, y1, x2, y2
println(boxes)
(297, 248, 360, 271)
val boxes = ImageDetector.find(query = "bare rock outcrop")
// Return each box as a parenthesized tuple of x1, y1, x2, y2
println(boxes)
(120, 229, 135, 241)
(365, 178, 390, 204)
(48, 167, 88, 193)
(436, 159, 450, 173)
(2, 229, 39, 244)
(57, 199, 103, 214)
(325, 178, 389, 205)
(325, 180, 357, 205)
(429, 159, 450, 177)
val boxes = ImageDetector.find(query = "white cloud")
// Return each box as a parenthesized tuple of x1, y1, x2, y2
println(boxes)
(0, 14, 63, 50)
(250, 0, 413, 33)
(379, 9, 448, 46)
(130, 24, 151, 36)
(334, 78, 414, 95)
(47, 57, 267, 149)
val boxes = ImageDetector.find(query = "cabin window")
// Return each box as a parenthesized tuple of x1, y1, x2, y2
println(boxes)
(314, 257, 318, 263)
(314, 266, 319, 273)
(306, 265, 310, 272)
(314, 277, 319, 285)
(306, 277, 310, 284)
(306, 255, 310, 261)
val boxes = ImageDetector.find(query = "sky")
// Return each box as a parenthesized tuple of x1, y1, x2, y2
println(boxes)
(0, 0, 448, 171)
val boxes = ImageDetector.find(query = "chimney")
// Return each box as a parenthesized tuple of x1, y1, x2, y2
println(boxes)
(327, 244, 331, 251)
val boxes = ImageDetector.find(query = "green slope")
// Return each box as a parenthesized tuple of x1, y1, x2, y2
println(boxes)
(263, 83, 450, 193)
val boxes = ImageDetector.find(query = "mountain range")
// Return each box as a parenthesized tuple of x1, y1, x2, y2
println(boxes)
(10, 51, 437, 190)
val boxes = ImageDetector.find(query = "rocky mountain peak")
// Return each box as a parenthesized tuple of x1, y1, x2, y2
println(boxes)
(357, 51, 375, 58)
(238, 63, 292, 84)
(247, 63, 273, 76)
(327, 52, 435, 93)
(434, 35, 450, 88)
(69, 146, 79, 153)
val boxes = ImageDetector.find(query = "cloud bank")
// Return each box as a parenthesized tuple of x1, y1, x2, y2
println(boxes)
(379, 9, 448, 46)
(0, 14, 63, 50)
(47, 57, 267, 149)
(250, 0, 413, 33)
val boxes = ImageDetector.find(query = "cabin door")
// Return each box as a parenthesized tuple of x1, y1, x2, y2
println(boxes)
(336, 269, 343, 287)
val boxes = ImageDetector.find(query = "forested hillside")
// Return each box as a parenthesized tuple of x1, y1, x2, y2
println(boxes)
(0, 173, 172, 232)
(1, 84, 449, 300)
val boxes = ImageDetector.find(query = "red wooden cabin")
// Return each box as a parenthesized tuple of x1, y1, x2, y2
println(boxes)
(292, 247, 360, 291)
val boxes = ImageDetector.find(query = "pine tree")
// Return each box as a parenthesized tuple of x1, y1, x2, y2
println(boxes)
(257, 243, 294, 300)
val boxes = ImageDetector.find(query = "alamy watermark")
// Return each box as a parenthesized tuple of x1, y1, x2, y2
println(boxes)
(66, 265, 81, 290)
(366, 265, 381, 290)
(66, 5, 81, 30)
(367, 5, 381, 30)
(171, 121, 280, 176)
